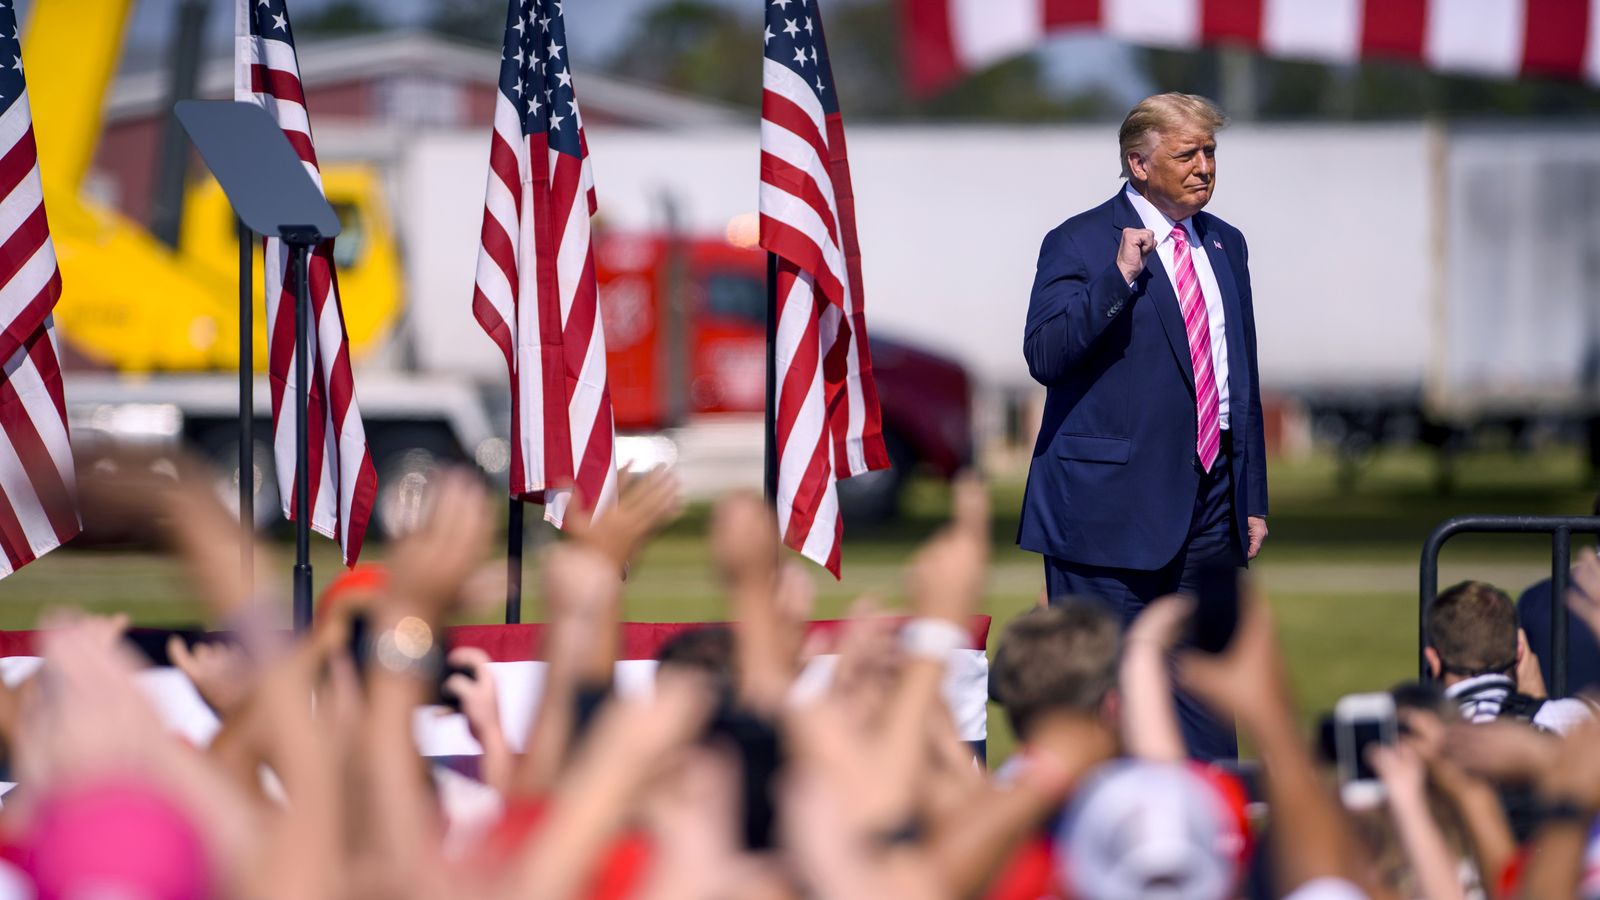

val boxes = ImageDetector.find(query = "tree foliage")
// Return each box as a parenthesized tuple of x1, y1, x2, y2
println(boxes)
(1141, 44, 1600, 120)
(428, 0, 507, 47)
(296, 0, 385, 35)
(606, 1, 765, 109)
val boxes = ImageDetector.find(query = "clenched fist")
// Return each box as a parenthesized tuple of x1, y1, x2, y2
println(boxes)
(1117, 227, 1157, 284)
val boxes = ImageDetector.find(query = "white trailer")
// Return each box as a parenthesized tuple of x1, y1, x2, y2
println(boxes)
(400, 122, 1600, 460)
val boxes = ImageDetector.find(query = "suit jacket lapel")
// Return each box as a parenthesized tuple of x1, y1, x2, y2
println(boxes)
(1196, 216, 1249, 423)
(1110, 191, 1195, 391)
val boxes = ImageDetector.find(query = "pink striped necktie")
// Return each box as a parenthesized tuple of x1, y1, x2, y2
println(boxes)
(1170, 225, 1221, 473)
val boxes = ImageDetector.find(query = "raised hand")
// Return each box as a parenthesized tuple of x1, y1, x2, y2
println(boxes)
(1368, 741, 1428, 803)
(1566, 548, 1600, 641)
(1121, 594, 1193, 761)
(443, 647, 503, 747)
(514, 542, 625, 793)
(1369, 740, 1470, 900)
(1177, 587, 1293, 730)
(637, 745, 748, 899)
(168, 635, 255, 720)
(21, 612, 165, 786)
(1440, 718, 1561, 785)
(542, 542, 625, 624)
(386, 467, 495, 620)
(1536, 717, 1600, 812)
(500, 671, 717, 900)
(710, 491, 780, 590)
(443, 646, 511, 795)
(1516, 628, 1549, 699)
(1516, 718, 1600, 900)
(1116, 226, 1157, 284)
(79, 451, 278, 622)
(906, 473, 989, 626)
(1125, 592, 1193, 654)
(565, 467, 683, 573)
(823, 597, 901, 727)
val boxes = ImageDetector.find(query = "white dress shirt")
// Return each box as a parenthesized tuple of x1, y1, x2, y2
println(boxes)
(1123, 184, 1230, 430)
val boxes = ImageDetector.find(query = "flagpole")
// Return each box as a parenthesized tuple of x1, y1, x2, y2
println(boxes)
(764, 252, 778, 504)
(505, 499, 523, 624)
(284, 229, 316, 633)
(238, 216, 253, 590)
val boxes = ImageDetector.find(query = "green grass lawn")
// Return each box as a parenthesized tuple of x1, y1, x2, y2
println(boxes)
(2, 445, 1593, 764)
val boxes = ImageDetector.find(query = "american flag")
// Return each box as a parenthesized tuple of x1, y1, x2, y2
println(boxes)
(904, 0, 1600, 97)
(235, 0, 376, 564)
(760, 0, 889, 577)
(473, 0, 617, 525)
(0, 3, 79, 578)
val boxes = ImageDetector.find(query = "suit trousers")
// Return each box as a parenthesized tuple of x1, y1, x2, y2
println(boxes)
(1042, 432, 1245, 761)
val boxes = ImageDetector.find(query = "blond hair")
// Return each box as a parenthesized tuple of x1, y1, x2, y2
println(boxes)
(1118, 93, 1228, 179)
(990, 603, 1120, 738)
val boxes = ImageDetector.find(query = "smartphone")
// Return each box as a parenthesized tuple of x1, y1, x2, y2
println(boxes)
(1334, 692, 1398, 810)
(132, 627, 211, 666)
(1186, 562, 1241, 654)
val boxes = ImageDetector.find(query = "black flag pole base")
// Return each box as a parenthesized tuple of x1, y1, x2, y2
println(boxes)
(294, 562, 313, 626)
(505, 499, 524, 624)
(282, 227, 320, 634)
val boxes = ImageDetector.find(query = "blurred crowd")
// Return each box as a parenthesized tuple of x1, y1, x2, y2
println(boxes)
(0, 460, 1598, 900)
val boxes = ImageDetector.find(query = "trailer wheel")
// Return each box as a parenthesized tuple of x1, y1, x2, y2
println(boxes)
(371, 425, 466, 541)
(837, 430, 914, 525)
(194, 425, 281, 534)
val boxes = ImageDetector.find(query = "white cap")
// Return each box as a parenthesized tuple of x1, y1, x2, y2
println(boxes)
(1057, 760, 1244, 900)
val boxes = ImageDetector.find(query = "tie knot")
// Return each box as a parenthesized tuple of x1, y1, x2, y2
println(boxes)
(1170, 225, 1189, 246)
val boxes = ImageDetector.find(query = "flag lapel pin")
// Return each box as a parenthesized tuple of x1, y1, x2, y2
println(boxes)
(1211, 239, 1223, 250)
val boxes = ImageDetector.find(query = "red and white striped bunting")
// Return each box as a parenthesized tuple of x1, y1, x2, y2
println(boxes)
(0, 618, 993, 757)
(903, 0, 1600, 96)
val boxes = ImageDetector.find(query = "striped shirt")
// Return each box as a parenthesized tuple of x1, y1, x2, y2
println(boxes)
(1446, 672, 1594, 735)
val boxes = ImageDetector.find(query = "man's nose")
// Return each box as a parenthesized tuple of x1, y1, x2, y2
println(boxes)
(1195, 155, 1212, 178)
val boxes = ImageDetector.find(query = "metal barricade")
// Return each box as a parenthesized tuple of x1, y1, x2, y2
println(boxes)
(1419, 515, 1600, 697)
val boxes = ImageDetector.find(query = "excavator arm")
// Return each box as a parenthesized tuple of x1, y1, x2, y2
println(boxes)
(24, 0, 399, 373)
(26, 0, 134, 196)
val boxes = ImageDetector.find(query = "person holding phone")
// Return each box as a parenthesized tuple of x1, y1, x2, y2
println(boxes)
(1019, 92, 1269, 760)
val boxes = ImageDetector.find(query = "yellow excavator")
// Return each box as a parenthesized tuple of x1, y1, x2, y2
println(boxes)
(28, 0, 402, 374)
(26, 0, 501, 539)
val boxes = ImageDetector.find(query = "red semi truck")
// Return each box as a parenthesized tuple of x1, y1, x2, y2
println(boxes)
(595, 230, 974, 520)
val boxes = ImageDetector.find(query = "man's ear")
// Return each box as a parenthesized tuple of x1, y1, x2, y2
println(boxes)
(1126, 150, 1149, 182)
(1099, 687, 1122, 731)
(1424, 646, 1442, 679)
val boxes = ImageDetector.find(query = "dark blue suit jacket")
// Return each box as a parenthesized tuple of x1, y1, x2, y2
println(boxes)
(1518, 577, 1600, 695)
(1018, 190, 1268, 570)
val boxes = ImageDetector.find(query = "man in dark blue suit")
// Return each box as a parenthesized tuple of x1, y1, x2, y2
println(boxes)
(1019, 93, 1269, 760)
(1517, 493, 1600, 695)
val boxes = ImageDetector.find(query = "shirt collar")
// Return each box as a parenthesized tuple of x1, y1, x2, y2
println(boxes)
(1123, 183, 1197, 247)
(1443, 672, 1515, 699)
